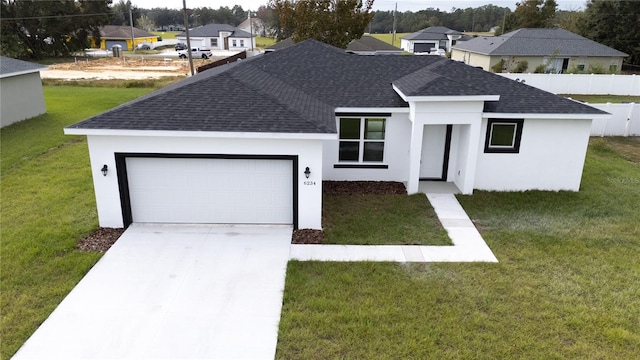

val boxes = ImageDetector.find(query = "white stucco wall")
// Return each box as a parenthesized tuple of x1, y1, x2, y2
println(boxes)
(323, 112, 411, 182)
(474, 118, 592, 191)
(0, 72, 46, 128)
(85, 135, 324, 229)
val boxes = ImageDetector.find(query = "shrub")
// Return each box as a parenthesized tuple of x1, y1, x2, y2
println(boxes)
(491, 59, 505, 73)
(534, 64, 547, 73)
(588, 63, 607, 74)
(512, 60, 528, 73)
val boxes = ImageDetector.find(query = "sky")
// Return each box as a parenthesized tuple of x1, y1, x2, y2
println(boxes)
(129, 0, 589, 12)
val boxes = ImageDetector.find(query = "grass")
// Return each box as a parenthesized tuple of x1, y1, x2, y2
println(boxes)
(369, 33, 408, 47)
(151, 31, 181, 39)
(562, 94, 640, 103)
(0, 85, 155, 360)
(255, 36, 277, 48)
(322, 194, 451, 245)
(276, 136, 640, 359)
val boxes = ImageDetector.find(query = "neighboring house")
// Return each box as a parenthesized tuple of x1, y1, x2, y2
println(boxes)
(93, 25, 158, 51)
(65, 40, 607, 231)
(264, 38, 294, 52)
(177, 24, 254, 51)
(346, 36, 402, 55)
(451, 28, 628, 73)
(0, 57, 47, 128)
(401, 26, 467, 53)
(237, 17, 267, 37)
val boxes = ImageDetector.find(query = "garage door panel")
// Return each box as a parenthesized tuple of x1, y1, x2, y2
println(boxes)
(126, 157, 293, 224)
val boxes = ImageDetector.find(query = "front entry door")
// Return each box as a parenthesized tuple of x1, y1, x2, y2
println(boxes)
(420, 125, 452, 180)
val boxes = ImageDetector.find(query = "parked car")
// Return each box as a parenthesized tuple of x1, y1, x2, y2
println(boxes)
(136, 43, 151, 50)
(174, 42, 187, 51)
(178, 47, 213, 59)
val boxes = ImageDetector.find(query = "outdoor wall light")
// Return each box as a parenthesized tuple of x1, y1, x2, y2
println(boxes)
(101, 164, 108, 176)
(304, 167, 311, 179)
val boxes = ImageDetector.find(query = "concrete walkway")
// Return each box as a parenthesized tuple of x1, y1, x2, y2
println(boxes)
(290, 193, 498, 263)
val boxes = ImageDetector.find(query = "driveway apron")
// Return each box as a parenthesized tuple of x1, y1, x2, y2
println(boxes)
(12, 223, 292, 360)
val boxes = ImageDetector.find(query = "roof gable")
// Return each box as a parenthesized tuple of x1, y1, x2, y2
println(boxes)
(0, 56, 46, 78)
(403, 26, 461, 41)
(453, 28, 628, 57)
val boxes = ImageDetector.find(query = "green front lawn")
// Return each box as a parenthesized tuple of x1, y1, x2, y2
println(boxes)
(369, 33, 407, 48)
(276, 137, 640, 359)
(562, 94, 640, 103)
(0, 85, 156, 360)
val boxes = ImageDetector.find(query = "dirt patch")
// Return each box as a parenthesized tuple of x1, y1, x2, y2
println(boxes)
(292, 229, 324, 244)
(77, 227, 125, 252)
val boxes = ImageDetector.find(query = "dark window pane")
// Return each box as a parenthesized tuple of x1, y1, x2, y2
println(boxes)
(339, 141, 360, 161)
(363, 142, 384, 162)
(365, 118, 385, 140)
(340, 118, 360, 139)
(490, 124, 516, 147)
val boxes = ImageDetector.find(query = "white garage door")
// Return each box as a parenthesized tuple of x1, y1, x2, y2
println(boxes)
(126, 157, 293, 224)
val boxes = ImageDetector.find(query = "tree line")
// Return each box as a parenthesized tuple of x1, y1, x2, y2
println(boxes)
(1, 0, 638, 65)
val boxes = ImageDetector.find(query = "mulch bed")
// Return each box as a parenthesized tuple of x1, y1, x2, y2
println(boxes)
(77, 182, 407, 249)
(77, 227, 125, 252)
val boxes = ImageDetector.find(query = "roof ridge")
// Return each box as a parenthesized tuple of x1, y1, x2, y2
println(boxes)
(228, 63, 336, 133)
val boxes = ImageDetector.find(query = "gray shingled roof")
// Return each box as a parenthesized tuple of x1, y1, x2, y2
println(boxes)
(0, 56, 46, 78)
(99, 25, 155, 39)
(346, 36, 401, 52)
(178, 24, 252, 38)
(402, 26, 462, 41)
(453, 28, 628, 57)
(67, 39, 605, 134)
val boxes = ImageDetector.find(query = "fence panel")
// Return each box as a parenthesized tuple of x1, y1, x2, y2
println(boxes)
(588, 103, 640, 136)
(498, 73, 640, 95)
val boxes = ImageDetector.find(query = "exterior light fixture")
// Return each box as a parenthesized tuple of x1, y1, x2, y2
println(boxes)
(101, 164, 108, 176)
(304, 167, 311, 179)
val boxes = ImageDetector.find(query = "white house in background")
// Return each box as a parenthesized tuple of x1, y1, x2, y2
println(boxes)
(237, 17, 267, 37)
(0, 56, 47, 128)
(401, 26, 469, 53)
(176, 24, 254, 51)
(65, 40, 608, 231)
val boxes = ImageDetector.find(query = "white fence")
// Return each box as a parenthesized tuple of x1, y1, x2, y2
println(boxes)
(498, 73, 640, 96)
(586, 102, 640, 136)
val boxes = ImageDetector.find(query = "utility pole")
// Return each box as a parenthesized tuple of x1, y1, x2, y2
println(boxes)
(249, 10, 254, 51)
(183, 0, 194, 76)
(392, 2, 397, 46)
(129, 6, 135, 51)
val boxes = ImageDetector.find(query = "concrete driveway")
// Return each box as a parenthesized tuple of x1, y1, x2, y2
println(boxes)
(13, 224, 292, 360)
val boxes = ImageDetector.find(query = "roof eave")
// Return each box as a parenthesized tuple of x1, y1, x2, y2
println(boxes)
(483, 112, 610, 120)
(63, 128, 337, 139)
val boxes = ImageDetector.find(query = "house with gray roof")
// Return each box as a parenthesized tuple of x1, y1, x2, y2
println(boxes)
(451, 28, 628, 73)
(177, 24, 254, 51)
(401, 26, 469, 53)
(94, 25, 158, 51)
(64, 40, 607, 231)
(0, 56, 47, 128)
(347, 35, 402, 55)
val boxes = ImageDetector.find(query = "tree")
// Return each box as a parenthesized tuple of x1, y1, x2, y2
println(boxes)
(578, 0, 640, 65)
(271, 0, 374, 48)
(1, 0, 112, 59)
(499, 0, 557, 34)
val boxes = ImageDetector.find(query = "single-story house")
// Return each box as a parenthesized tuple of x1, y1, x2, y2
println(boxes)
(346, 36, 402, 55)
(401, 26, 468, 53)
(92, 25, 158, 51)
(65, 40, 607, 231)
(177, 24, 254, 51)
(451, 28, 628, 73)
(0, 56, 47, 128)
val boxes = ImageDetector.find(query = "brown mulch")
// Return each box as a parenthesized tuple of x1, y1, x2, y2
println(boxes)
(323, 180, 407, 195)
(76, 182, 406, 248)
(77, 227, 125, 253)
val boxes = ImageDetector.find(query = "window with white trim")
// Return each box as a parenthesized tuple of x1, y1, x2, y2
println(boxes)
(210, 38, 218, 47)
(484, 119, 524, 153)
(338, 117, 386, 162)
(232, 39, 237, 47)
(240, 39, 245, 47)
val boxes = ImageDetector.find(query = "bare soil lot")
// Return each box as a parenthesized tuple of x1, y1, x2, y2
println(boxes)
(41, 56, 220, 80)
